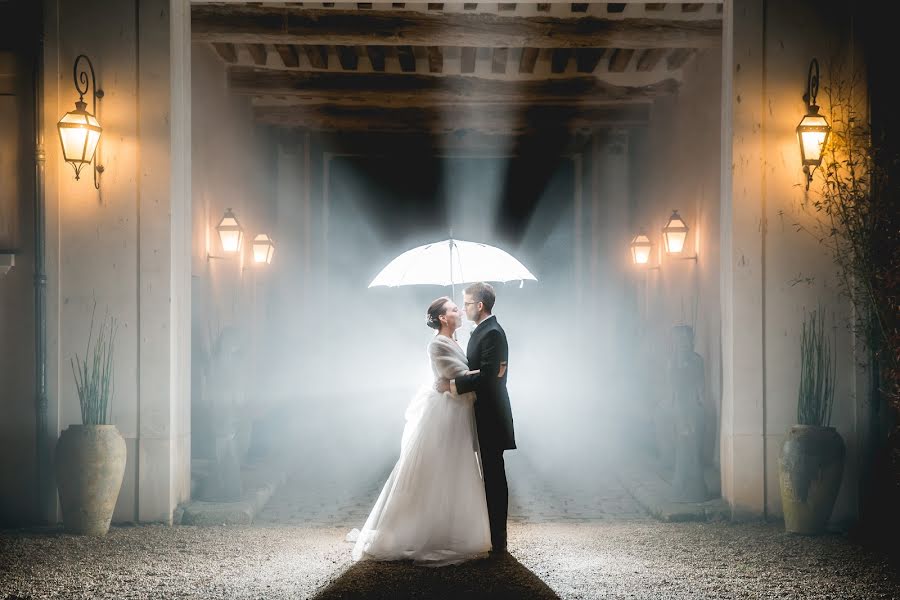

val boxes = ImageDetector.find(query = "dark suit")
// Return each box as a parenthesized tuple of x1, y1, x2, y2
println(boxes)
(454, 315, 515, 551)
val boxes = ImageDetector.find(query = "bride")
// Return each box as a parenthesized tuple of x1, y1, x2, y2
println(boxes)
(348, 297, 491, 566)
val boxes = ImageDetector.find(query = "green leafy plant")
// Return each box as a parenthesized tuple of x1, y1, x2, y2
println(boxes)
(70, 303, 118, 425)
(797, 67, 898, 410)
(798, 308, 836, 427)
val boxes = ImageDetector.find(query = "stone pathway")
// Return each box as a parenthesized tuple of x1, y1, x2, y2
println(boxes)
(255, 446, 647, 528)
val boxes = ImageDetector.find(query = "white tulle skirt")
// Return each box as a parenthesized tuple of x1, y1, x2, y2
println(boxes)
(348, 384, 491, 566)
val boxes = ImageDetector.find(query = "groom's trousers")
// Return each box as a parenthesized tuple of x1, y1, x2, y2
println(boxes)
(480, 446, 508, 551)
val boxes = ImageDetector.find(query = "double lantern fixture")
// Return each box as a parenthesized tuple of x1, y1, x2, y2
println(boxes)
(213, 208, 276, 266)
(630, 210, 697, 268)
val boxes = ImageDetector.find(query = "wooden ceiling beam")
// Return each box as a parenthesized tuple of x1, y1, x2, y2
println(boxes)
(303, 45, 329, 69)
(366, 45, 386, 71)
(336, 45, 359, 70)
(212, 42, 238, 64)
(230, 68, 680, 107)
(636, 47, 666, 71)
(492, 48, 509, 75)
(253, 103, 651, 133)
(246, 43, 268, 66)
(575, 48, 605, 73)
(427, 46, 443, 74)
(192, 6, 721, 49)
(608, 48, 635, 72)
(551, 48, 572, 74)
(314, 130, 594, 155)
(518, 47, 539, 74)
(275, 44, 299, 68)
(460, 47, 477, 74)
(666, 47, 697, 70)
(396, 45, 417, 72)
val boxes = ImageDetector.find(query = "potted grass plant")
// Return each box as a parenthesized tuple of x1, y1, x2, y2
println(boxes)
(778, 308, 846, 534)
(55, 304, 126, 535)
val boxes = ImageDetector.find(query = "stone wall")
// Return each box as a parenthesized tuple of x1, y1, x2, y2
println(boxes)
(190, 42, 278, 466)
(629, 47, 723, 480)
(720, 0, 864, 523)
(35, 0, 192, 524)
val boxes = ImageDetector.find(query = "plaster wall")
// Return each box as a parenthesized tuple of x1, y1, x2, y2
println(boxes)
(37, 0, 192, 524)
(190, 41, 278, 461)
(629, 47, 723, 477)
(721, 0, 863, 522)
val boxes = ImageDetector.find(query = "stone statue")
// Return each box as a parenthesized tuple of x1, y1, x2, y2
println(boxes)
(197, 325, 245, 502)
(668, 325, 708, 503)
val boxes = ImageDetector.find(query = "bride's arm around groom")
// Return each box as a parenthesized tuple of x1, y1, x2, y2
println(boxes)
(451, 328, 504, 398)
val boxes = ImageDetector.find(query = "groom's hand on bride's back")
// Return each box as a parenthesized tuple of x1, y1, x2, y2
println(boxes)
(434, 378, 451, 393)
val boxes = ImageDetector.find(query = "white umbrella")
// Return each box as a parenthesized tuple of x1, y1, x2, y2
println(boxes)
(368, 238, 537, 297)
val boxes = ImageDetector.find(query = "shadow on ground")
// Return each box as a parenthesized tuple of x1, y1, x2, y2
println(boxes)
(312, 553, 559, 599)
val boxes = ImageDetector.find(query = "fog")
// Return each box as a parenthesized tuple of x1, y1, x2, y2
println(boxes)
(244, 146, 644, 512)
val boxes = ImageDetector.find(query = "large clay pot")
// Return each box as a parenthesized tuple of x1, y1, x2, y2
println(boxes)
(778, 425, 845, 535)
(55, 425, 126, 536)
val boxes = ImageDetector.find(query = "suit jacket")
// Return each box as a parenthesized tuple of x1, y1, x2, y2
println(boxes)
(454, 316, 516, 451)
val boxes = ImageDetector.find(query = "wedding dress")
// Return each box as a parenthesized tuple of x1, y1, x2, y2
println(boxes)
(347, 334, 491, 566)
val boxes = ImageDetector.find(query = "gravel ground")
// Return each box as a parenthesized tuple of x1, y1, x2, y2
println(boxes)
(4, 445, 898, 599)
(2, 520, 900, 599)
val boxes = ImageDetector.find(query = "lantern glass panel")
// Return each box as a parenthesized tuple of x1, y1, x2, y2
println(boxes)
(58, 110, 101, 165)
(797, 113, 830, 165)
(664, 230, 687, 254)
(662, 213, 689, 254)
(216, 210, 244, 254)
(219, 229, 242, 254)
(630, 234, 652, 265)
(253, 234, 275, 264)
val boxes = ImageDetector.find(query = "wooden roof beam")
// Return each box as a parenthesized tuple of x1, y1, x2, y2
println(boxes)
(253, 103, 651, 133)
(192, 6, 721, 49)
(229, 68, 681, 107)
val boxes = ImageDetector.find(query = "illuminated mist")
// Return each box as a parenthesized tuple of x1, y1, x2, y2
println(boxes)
(243, 136, 645, 515)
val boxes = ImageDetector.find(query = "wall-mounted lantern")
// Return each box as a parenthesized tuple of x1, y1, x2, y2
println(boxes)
(796, 58, 831, 190)
(215, 208, 243, 255)
(662, 210, 689, 255)
(662, 210, 697, 262)
(57, 54, 104, 189)
(630, 231, 652, 266)
(252, 234, 275, 265)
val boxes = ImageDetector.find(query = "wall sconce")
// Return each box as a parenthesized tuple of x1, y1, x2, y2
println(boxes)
(630, 231, 660, 271)
(662, 210, 697, 261)
(208, 208, 244, 261)
(252, 234, 275, 265)
(629, 231, 656, 269)
(57, 54, 104, 189)
(216, 208, 243, 254)
(796, 58, 831, 190)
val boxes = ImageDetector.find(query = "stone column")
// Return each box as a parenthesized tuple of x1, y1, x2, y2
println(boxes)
(136, 0, 192, 523)
(589, 129, 633, 431)
(719, 0, 768, 519)
(272, 134, 313, 387)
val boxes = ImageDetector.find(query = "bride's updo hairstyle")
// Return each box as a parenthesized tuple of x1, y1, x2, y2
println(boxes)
(426, 296, 452, 330)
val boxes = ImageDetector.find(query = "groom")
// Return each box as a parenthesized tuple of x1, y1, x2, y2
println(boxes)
(438, 282, 515, 554)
